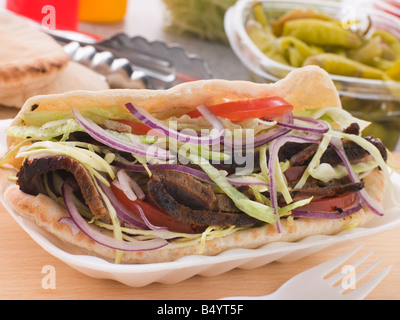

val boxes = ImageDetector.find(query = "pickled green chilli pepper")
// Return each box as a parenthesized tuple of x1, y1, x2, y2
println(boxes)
(282, 19, 363, 49)
(303, 53, 387, 79)
(246, 6, 400, 81)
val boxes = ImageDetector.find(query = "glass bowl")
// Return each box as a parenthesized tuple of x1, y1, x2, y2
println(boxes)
(225, 0, 400, 150)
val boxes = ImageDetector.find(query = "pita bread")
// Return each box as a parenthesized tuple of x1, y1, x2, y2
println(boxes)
(13, 65, 340, 124)
(0, 66, 386, 264)
(0, 14, 69, 99)
(0, 13, 109, 109)
(1, 62, 110, 109)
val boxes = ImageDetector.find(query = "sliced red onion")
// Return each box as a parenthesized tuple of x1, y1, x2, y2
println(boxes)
(223, 127, 291, 149)
(253, 128, 291, 148)
(269, 134, 324, 233)
(97, 177, 168, 231)
(72, 108, 173, 160)
(329, 137, 384, 216)
(253, 111, 293, 147)
(276, 116, 329, 134)
(125, 103, 225, 145)
(62, 180, 168, 251)
(133, 202, 168, 231)
(224, 111, 294, 149)
(96, 178, 148, 229)
(114, 170, 167, 230)
(116, 169, 145, 200)
(291, 199, 363, 219)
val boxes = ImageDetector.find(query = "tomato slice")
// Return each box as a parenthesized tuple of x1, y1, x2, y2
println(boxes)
(110, 183, 199, 234)
(116, 120, 152, 135)
(186, 97, 293, 122)
(299, 193, 359, 213)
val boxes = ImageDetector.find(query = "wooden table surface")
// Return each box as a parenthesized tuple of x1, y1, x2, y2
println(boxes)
(1, 0, 399, 301)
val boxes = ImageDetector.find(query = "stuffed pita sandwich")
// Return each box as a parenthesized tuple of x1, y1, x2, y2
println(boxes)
(0, 66, 391, 264)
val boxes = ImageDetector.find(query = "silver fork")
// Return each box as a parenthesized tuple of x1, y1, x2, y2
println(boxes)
(220, 245, 392, 300)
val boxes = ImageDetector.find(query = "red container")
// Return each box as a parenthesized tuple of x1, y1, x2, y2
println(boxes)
(6, 0, 79, 30)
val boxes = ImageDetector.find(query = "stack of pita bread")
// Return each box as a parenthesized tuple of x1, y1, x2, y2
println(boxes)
(0, 13, 109, 110)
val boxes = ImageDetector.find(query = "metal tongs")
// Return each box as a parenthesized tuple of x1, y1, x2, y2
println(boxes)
(47, 29, 176, 88)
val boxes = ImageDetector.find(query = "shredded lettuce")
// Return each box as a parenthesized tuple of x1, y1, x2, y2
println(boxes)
(172, 141, 231, 163)
(0, 138, 33, 167)
(17, 141, 116, 183)
(44, 172, 93, 219)
(328, 130, 388, 173)
(297, 107, 371, 131)
(95, 220, 240, 254)
(272, 154, 292, 204)
(93, 176, 124, 263)
(105, 127, 160, 145)
(7, 119, 84, 140)
(309, 161, 379, 183)
(278, 198, 313, 216)
(19, 105, 136, 127)
(295, 135, 331, 189)
(259, 145, 270, 182)
(184, 152, 278, 224)
(327, 129, 397, 206)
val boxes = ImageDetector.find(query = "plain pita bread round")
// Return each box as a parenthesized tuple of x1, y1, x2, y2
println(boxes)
(0, 14, 69, 98)
(0, 13, 109, 109)
(1, 62, 110, 109)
